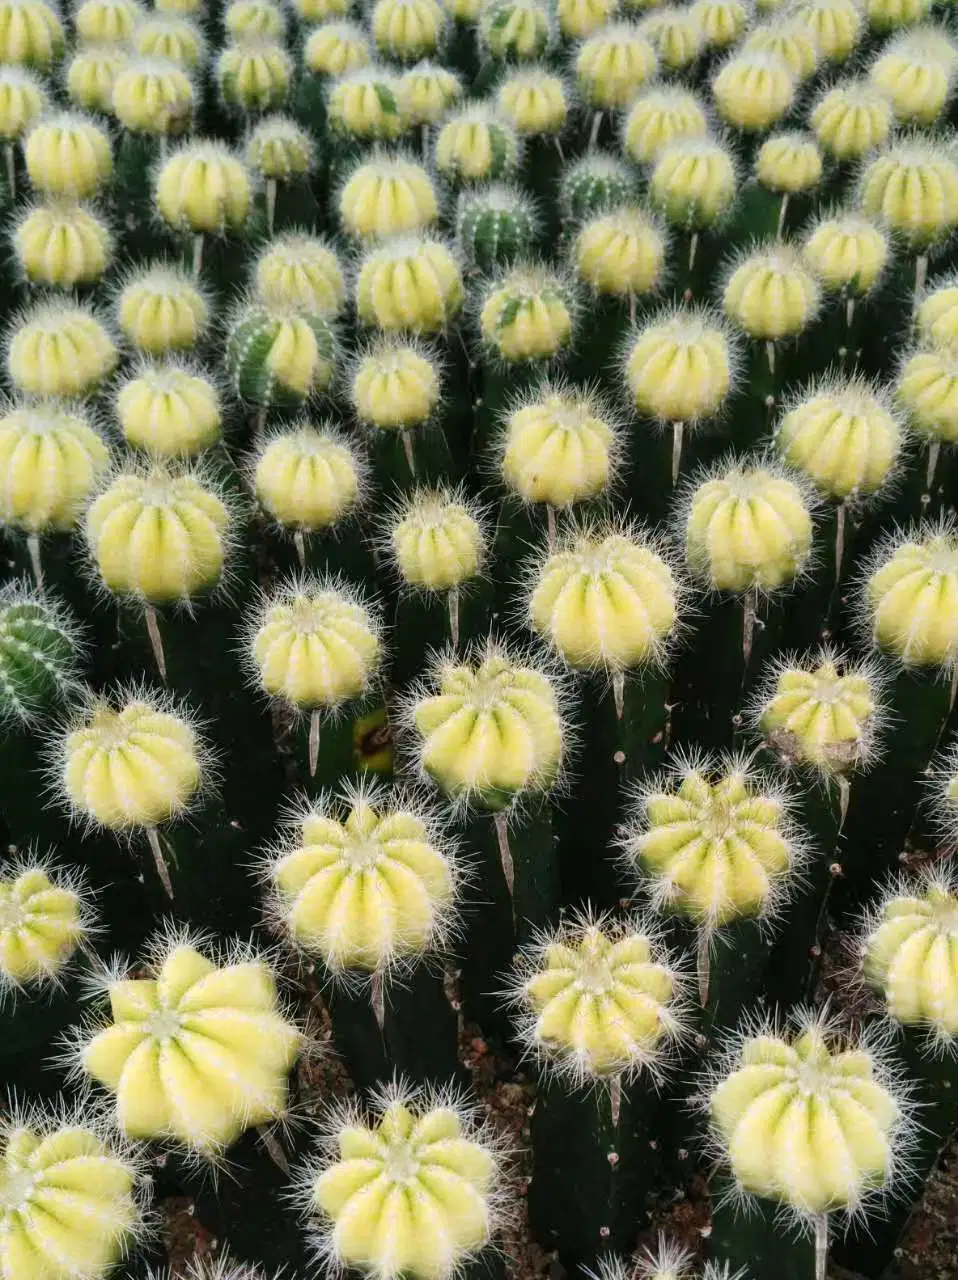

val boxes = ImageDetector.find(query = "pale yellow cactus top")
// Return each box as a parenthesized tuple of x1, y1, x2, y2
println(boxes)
(327, 66, 408, 142)
(389, 487, 485, 591)
(25, 110, 112, 197)
(304, 21, 371, 77)
(811, 78, 892, 160)
(723, 244, 821, 342)
(0, 401, 109, 534)
(155, 141, 252, 236)
(410, 646, 564, 808)
(576, 23, 657, 110)
(0, 65, 44, 140)
(0, 1109, 141, 1280)
(134, 14, 205, 70)
(479, 0, 554, 61)
(74, 0, 141, 44)
(860, 140, 958, 249)
(775, 379, 903, 501)
(866, 528, 958, 668)
(268, 783, 457, 971)
(756, 652, 879, 772)
(110, 56, 195, 136)
(896, 345, 958, 446)
(637, 5, 703, 71)
(339, 153, 439, 241)
(117, 263, 210, 355)
(371, 0, 445, 62)
(684, 462, 814, 593)
(865, 0, 932, 33)
(790, 0, 863, 62)
(80, 936, 302, 1153)
(712, 50, 796, 132)
(479, 265, 574, 363)
(626, 307, 733, 423)
(59, 692, 206, 830)
(255, 233, 345, 317)
(756, 132, 823, 194)
(311, 1091, 500, 1280)
(296, 0, 350, 22)
(501, 384, 621, 507)
(802, 211, 889, 295)
(496, 67, 568, 136)
(398, 60, 461, 125)
(743, 17, 821, 80)
(622, 84, 709, 165)
(216, 40, 293, 113)
(250, 580, 381, 711)
(514, 914, 682, 1080)
(116, 363, 222, 459)
(355, 234, 464, 334)
(557, 0, 617, 39)
(0, 0, 63, 69)
(435, 103, 519, 184)
(253, 423, 362, 531)
(691, 0, 749, 50)
(649, 137, 737, 229)
(225, 0, 286, 39)
(351, 338, 441, 430)
(85, 466, 230, 604)
(870, 28, 958, 126)
(916, 278, 958, 348)
(863, 874, 958, 1042)
(0, 862, 88, 991)
(709, 1017, 901, 1215)
(246, 115, 314, 181)
(66, 44, 129, 114)
(625, 757, 797, 926)
(528, 526, 680, 671)
(574, 206, 666, 299)
(7, 301, 117, 398)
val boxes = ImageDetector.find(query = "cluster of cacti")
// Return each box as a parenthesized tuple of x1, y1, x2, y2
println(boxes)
(3, 0, 958, 1276)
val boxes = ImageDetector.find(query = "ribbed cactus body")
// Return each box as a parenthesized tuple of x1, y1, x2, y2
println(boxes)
(227, 305, 336, 408)
(0, 585, 80, 723)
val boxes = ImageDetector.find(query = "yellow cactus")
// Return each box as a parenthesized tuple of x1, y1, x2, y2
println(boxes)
(860, 140, 958, 248)
(246, 115, 314, 181)
(528, 524, 680, 671)
(267, 781, 458, 971)
(723, 244, 821, 342)
(625, 306, 734, 424)
(802, 211, 889, 295)
(756, 132, 822, 194)
(0, 0, 62, 68)
(574, 206, 666, 299)
(514, 913, 684, 1086)
(0, 401, 109, 534)
(409, 644, 564, 808)
(80, 933, 302, 1153)
(557, 0, 617, 38)
(310, 1089, 501, 1280)
(496, 67, 568, 136)
(443, 0, 482, 20)
(479, 0, 554, 60)
(624, 755, 799, 926)
(0, 860, 90, 993)
(66, 45, 129, 113)
(111, 56, 194, 136)
(389, 486, 485, 592)
(155, 141, 252, 236)
(755, 651, 881, 772)
(435, 103, 519, 183)
(85, 465, 230, 604)
(690, 0, 748, 49)
(217, 40, 292, 112)
(712, 50, 796, 132)
(500, 383, 621, 508)
(253, 422, 363, 532)
(775, 378, 903, 501)
(75, 0, 140, 43)
(351, 338, 441, 431)
(339, 153, 438, 241)
(916, 277, 958, 348)
(865, 0, 932, 32)
(7, 300, 117, 398)
(371, 0, 445, 61)
(870, 28, 958, 125)
(327, 66, 408, 142)
(254, 233, 344, 317)
(226, 0, 286, 39)
(117, 263, 209, 355)
(24, 110, 112, 197)
(304, 21, 371, 77)
(649, 137, 737, 228)
(810, 78, 892, 160)
(0, 65, 44, 139)
(57, 691, 207, 831)
(155, 0, 201, 14)
(622, 84, 709, 164)
(791, 0, 863, 61)
(355, 234, 464, 333)
(743, 17, 821, 80)
(637, 6, 703, 71)
(684, 461, 814, 593)
(708, 1016, 901, 1216)
(576, 23, 657, 110)
(865, 527, 958, 668)
(895, 346, 958, 447)
(399, 60, 461, 124)
(134, 15, 205, 69)
(116, 362, 222, 458)
(0, 1107, 142, 1279)
(295, 0, 349, 21)
(479, 265, 574, 363)
(14, 199, 110, 288)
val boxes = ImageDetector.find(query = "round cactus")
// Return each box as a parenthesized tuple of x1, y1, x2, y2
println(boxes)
(813, 82, 886, 156)
(455, 182, 536, 272)
(110, 57, 195, 136)
(252, 421, 365, 533)
(622, 84, 709, 165)
(0, 0, 63, 69)
(74, 0, 140, 43)
(134, 14, 205, 68)
(743, 16, 821, 80)
(869, 28, 958, 127)
(790, 0, 862, 61)
(435, 102, 519, 185)
(576, 23, 658, 110)
(339, 151, 439, 241)
(254, 233, 345, 316)
(896, 345, 958, 449)
(0, 857, 93, 995)
(866, 0, 932, 34)
(115, 262, 210, 355)
(24, 110, 112, 197)
(723, 243, 821, 343)
(863, 524, 958, 669)
(326, 65, 408, 142)
(84, 464, 232, 604)
(295, 0, 350, 21)
(636, 6, 703, 72)
(226, 301, 336, 408)
(0, 401, 110, 534)
(0, 66, 45, 140)
(479, 0, 555, 62)
(226, 0, 286, 39)
(556, 0, 617, 39)
(7, 300, 117, 398)
(386, 485, 487, 594)
(559, 150, 639, 222)
(625, 305, 735, 427)
(479, 264, 576, 364)
(691, 0, 749, 49)
(355, 234, 463, 334)
(217, 40, 293, 113)
(756, 131, 822, 196)
(859, 139, 958, 250)
(154, 140, 252, 237)
(649, 137, 737, 230)
(712, 50, 796, 132)
(264, 780, 459, 973)
(246, 115, 315, 183)
(398, 60, 462, 126)
(115, 361, 222, 458)
(802, 210, 889, 296)
(350, 337, 442, 434)
(13, 200, 112, 288)
(304, 21, 371, 78)
(496, 66, 568, 137)
(77, 930, 303, 1153)
(573, 206, 666, 300)
(0, 580, 83, 723)
(370, 0, 446, 62)
(916, 275, 958, 348)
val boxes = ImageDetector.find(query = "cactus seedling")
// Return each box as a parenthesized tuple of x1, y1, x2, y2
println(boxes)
(0, 580, 84, 723)
(110, 57, 195, 137)
(0, 857, 94, 998)
(6, 300, 118, 399)
(355, 234, 464, 335)
(13, 200, 111, 289)
(115, 361, 223, 459)
(339, 151, 439, 242)
(115, 262, 210, 355)
(253, 233, 345, 317)
(24, 110, 112, 198)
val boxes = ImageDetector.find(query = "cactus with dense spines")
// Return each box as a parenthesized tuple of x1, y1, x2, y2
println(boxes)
(0, 581, 84, 723)
(455, 181, 536, 270)
(115, 361, 223, 458)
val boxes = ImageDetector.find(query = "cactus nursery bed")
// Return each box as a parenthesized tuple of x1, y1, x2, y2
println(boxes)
(7, 0, 958, 1277)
